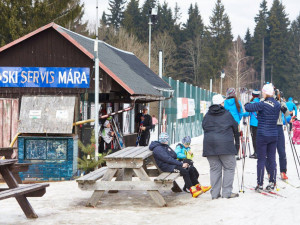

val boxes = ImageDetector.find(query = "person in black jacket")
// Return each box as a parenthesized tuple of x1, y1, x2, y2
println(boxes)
(135, 106, 152, 146)
(202, 94, 240, 199)
(149, 133, 208, 198)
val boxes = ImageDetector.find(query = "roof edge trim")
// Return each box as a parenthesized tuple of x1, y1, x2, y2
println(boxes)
(0, 22, 55, 53)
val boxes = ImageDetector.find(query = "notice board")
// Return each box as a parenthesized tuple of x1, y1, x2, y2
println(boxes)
(18, 96, 76, 134)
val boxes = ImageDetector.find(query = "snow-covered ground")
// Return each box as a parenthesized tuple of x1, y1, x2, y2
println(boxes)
(1, 131, 300, 225)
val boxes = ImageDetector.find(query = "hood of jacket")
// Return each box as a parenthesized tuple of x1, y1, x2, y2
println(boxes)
(252, 98, 260, 103)
(149, 141, 162, 151)
(226, 97, 236, 106)
(208, 104, 226, 115)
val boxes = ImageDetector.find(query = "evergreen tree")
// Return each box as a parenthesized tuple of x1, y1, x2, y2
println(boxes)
(202, 0, 233, 83)
(156, 2, 175, 34)
(287, 15, 300, 99)
(77, 130, 108, 173)
(139, 0, 157, 42)
(0, 0, 87, 47)
(183, 3, 204, 41)
(268, 0, 290, 90)
(107, 0, 127, 30)
(122, 0, 141, 36)
(101, 11, 108, 27)
(251, 0, 269, 72)
(244, 28, 252, 56)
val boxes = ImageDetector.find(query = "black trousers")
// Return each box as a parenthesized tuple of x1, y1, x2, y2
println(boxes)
(250, 125, 257, 154)
(174, 165, 199, 189)
(139, 131, 150, 146)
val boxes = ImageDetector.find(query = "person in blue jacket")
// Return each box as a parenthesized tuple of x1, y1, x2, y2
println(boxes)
(286, 97, 298, 131)
(175, 136, 194, 161)
(149, 133, 208, 198)
(174, 136, 211, 193)
(244, 83, 281, 192)
(224, 88, 244, 124)
(242, 90, 260, 159)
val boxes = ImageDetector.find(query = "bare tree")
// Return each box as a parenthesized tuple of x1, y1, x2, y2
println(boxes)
(224, 36, 255, 94)
(152, 31, 177, 77)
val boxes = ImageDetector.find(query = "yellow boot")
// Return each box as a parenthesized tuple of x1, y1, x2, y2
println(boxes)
(195, 184, 211, 193)
(190, 186, 203, 198)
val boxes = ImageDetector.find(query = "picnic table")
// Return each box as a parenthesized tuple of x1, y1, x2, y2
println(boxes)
(0, 159, 49, 218)
(77, 146, 181, 207)
(0, 147, 31, 184)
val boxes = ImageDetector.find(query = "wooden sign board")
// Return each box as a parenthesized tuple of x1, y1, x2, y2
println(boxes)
(18, 96, 76, 134)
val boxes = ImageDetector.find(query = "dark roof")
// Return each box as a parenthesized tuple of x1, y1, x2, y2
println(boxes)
(0, 22, 171, 97)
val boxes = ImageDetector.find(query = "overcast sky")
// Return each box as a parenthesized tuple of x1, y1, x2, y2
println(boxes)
(81, 0, 300, 39)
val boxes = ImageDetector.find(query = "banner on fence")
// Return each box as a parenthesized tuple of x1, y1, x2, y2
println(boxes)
(188, 99, 195, 116)
(200, 101, 211, 115)
(177, 98, 195, 119)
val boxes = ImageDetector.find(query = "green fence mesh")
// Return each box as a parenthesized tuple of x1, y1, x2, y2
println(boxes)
(162, 77, 217, 144)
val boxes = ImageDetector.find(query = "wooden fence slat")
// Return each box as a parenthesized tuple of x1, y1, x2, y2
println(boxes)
(0, 100, 3, 148)
(3, 99, 12, 147)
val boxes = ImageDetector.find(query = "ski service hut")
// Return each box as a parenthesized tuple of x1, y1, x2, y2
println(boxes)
(0, 22, 171, 181)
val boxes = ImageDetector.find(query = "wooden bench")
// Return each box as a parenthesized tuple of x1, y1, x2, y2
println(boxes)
(0, 159, 49, 218)
(77, 167, 108, 187)
(77, 147, 182, 207)
(0, 147, 31, 184)
(0, 183, 49, 200)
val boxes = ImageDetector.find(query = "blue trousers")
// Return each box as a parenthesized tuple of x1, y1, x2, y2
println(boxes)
(266, 126, 287, 173)
(256, 135, 277, 186)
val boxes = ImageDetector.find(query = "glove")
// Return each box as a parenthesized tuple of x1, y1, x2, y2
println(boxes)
(281, 106, 287, 114)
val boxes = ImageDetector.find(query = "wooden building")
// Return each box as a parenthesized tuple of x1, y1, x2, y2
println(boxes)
(0, 22, 171, 180)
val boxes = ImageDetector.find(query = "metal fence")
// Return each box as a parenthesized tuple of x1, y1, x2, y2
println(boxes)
(162, 77, 217, 144)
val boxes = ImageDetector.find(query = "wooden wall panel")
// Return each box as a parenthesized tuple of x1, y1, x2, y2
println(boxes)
(2, 99, 12, 146)
(11, 99, 19, 147)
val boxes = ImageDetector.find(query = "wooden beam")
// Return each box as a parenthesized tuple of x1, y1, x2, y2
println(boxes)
(106, 159, 144, 169)
(78, 181, 173, 191)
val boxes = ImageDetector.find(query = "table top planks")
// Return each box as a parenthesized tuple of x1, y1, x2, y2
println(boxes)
(0, 159, 18, 166)
(105, 146, 152, 160)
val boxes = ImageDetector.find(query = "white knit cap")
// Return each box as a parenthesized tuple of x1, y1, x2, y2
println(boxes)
(262, 83, 274, 96)
(212, 94, 224, 105)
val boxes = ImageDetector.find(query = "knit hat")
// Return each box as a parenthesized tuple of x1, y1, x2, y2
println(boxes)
(212, 94, 224, 105)
(159, 132, 169, 144)
(262, 83, 274, 96)
(252, 89, 260, 97)
(288, 97, 293, 101)
(182, 136, 191, 145)
(226, 88, 236, 97)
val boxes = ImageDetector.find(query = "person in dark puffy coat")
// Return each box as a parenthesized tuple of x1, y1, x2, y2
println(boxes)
(202, 94, 240, 199)
(244, 83, 281, 192)
(149, 133, 207, 198)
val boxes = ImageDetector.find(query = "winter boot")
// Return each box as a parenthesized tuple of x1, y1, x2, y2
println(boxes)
(255, 185, 263, 193)
(249, 153, 257, 159)
(190, 186, 203, 198)
(226, 193, 239, 198)
(265, 182, 275, 191)
(195, 184, 212, 193)
(281, 172, 288, 180)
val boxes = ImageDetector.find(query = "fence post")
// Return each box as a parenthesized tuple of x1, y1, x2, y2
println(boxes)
(175, 80, 179, 143)
(189, 84, 193, 138)
(167, 77, 172, 144)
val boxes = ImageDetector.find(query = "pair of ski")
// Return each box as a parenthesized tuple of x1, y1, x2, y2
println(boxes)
(247, 186, 286, 198)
